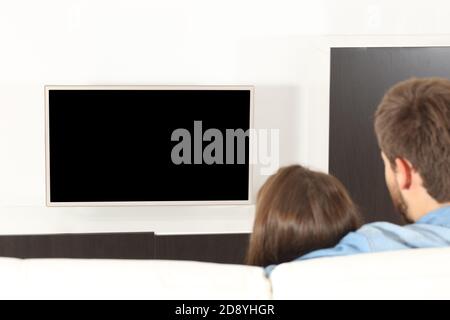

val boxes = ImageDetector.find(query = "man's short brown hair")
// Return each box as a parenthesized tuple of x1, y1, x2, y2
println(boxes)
(375, 77, 450, 203)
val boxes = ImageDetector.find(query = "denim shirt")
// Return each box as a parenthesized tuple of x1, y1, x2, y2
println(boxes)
(266, 205, 450, 275)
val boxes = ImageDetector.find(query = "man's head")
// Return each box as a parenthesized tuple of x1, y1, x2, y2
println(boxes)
(375, 78, 450, 223)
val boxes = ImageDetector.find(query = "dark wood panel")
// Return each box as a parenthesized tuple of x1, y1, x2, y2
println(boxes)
(155, 233, 250, 264)
(330, 47, 450, 224)
(0, 232, 250, 263)
(0, 232, 155, 259)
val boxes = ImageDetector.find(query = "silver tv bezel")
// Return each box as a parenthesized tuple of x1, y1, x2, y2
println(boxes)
(45, 85, 254, 207)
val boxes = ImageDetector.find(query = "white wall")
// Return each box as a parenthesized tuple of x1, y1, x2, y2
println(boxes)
(1, 0, 450, 235)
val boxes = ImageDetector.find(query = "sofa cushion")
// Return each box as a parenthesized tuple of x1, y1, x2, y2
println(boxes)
(0, 258, 24, 299)
(0, 258, 271, 300)
(270, 247, 450, 300)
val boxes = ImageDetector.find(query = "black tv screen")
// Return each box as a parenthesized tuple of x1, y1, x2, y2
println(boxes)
(46, 87, 253, 205)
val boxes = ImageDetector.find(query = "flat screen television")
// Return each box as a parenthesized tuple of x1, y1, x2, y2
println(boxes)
(45, 86, 254, 206)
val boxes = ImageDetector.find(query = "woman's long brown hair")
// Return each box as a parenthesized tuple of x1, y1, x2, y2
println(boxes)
(246, 165, 362, 267)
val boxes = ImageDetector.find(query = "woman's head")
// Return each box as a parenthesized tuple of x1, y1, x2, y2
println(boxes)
(246, 165, 362, 267)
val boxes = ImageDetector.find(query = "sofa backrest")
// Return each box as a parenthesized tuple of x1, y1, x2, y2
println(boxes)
(2, 247, 450, 299)
(0, 258, 271, 300)
(270, 247, 450, 300)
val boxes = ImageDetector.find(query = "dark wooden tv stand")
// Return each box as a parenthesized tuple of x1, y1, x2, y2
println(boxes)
(0, 232, 250, 264)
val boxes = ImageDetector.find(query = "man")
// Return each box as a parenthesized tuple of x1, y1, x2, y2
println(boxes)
(299, 77, 450, 261)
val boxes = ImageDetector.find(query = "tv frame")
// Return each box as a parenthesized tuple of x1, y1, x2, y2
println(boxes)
(45, 85, 255, 207)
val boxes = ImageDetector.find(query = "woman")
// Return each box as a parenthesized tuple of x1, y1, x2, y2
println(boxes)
(246, 165, 362, 267)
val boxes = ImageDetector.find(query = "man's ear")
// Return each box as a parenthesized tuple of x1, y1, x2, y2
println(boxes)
(394, 158, 413, 190)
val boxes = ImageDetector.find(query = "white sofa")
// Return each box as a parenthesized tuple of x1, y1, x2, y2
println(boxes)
(1, 247, 449, 300)
(270, 247, 450, 300)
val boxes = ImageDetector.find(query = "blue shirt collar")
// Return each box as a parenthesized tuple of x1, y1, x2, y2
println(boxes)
(416, 205, 450, 226)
